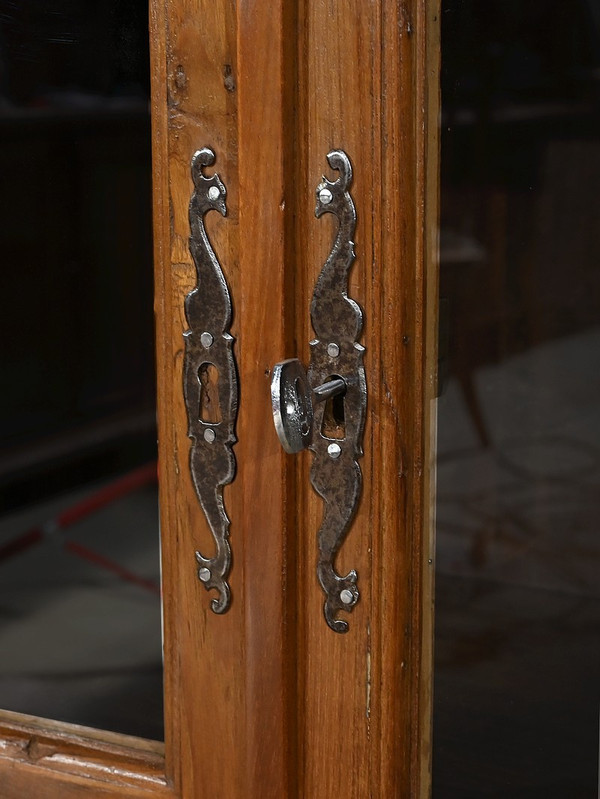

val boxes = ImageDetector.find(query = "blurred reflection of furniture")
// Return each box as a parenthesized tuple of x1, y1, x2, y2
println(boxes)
(439, 226, 490, 446)
(0, 106, 156, 512)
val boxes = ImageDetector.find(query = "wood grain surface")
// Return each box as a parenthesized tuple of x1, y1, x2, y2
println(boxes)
(152, 0, 248, 797)
(236, 1, 298, 796)
(293, 1, 440, 796)
(0, 710, 170, 798)
(0, 1, 439, 796)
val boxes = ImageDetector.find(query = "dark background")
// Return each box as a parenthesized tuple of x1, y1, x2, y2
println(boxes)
(436, 1, 600, 796)
(0, 0, 156, 511)
(0, 1, 163, 742)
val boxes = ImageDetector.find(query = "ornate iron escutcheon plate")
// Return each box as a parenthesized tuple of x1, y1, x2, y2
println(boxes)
(184, 148, 237, 614)
(308, 150, 366, 633)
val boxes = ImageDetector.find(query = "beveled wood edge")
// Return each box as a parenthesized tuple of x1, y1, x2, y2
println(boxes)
(0, 710, 171, 796)
(149, 0, 179, 791)
(417, 0, 441, 796)
(237, 0, 299, 794)
(0, 762, 170, 799)
(372, 0, 441, 795)
(0, 709, 164, 755)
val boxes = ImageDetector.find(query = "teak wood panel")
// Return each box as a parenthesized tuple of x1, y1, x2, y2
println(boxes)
(0, 1, 439, 797)
(294, 2, 439, 797)
(0, 711, 170, 799)
(154, 0, 296, 796)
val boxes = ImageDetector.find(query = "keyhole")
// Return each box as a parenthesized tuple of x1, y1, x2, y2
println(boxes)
(320, 374, 346, 440)
(198, 362, 222, 423)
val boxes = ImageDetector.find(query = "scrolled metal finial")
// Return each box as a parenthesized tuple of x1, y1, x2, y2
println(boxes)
(326, 149, 353, 189)
(184, 147, 237, 615)
(191, 146, 215, 169)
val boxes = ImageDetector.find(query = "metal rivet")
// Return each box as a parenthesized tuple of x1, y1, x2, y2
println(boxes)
(208, 186, 220, 201)
(327, 442, 342, 459)
(319, 187, 333, 205)
(327, 342, 340, 358)
(204, 428, 216, 443)
(200, 331, 214, 348)
(198, 567, 212, 583)
(340, 589, 354, 605)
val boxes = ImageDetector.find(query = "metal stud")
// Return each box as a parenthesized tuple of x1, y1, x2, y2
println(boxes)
(327, 442, 342, 459)
(340, 589, 354, 605)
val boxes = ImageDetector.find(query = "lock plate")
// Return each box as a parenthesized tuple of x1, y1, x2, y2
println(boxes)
(309, 150, 366, 633)
(184, 148, 237, 615)
(269, 151, 366, 632)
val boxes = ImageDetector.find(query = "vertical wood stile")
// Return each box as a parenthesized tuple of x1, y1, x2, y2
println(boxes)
(151, 1, 246, 797)
(152, 0, 439, 796)
(295, 1, 440, 796)
(237, 1, 298, 796)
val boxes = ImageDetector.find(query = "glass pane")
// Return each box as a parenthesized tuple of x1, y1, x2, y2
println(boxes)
(0, 2, 163, 740)
(435, 2, 600, 795)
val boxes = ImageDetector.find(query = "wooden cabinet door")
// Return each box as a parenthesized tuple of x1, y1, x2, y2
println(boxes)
(0, 2, 439, 797)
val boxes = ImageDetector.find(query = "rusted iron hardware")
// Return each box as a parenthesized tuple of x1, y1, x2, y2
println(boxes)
(184, 148, 237, 614)
(271, 150, 366, 632)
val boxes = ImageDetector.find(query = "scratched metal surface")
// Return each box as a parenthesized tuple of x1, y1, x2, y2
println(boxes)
(184, 148, 237, 614)
(308, 150, 366, 633)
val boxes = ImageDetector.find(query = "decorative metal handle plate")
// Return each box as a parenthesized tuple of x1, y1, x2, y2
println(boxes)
(184, 148, 237, 614)
(309, 150, 366, 633)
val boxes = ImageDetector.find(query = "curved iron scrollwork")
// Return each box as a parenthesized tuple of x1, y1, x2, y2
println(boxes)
(184, 147, 237, 614)
(308, 150, 366, 633)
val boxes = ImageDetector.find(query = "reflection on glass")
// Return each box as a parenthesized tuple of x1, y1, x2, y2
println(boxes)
(435, 2, 600, 795)
(0, 2, 163, 740)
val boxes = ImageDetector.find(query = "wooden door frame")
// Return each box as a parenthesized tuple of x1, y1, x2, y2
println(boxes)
(0, 1, 439, 796)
